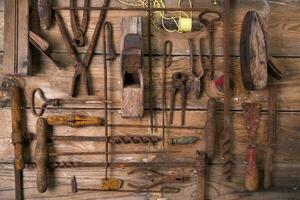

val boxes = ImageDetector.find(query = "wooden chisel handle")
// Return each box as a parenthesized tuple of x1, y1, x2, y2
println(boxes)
(245, 145, 258, 191)
(195, 151, 206, 200)
(10, 86, 24, 171)
(47, 115, 104, 127)
(205, 98, 217, 159)
(35, 118, 48, 193)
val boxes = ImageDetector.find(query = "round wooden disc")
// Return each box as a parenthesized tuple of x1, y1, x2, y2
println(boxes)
(240, 11, 268, 90)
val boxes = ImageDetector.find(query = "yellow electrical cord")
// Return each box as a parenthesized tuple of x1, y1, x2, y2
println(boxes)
(118, 0, 193, 33)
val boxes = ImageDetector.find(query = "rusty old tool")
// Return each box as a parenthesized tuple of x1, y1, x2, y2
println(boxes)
(47, 115, 104, 127)
(127, 168, 185, 190)
(169, 72, 188, 125)
(10, 85, 25, 200)
(156, 18, 204, 32)
(104, 22, 117, 61)
(205, 98, 217, 159)
(162, 40, 173, 146)
(221, 0, 233, 182)
(199, 10, 222, 80)
(55, 0, 110, 97)
(29, 31, 63, 70)
(242, 103, 262, 191)
(35, 118, 48, 193)
(70, 0, 89, 47)
(38, 0, 53, 30)
(168, 136, 199, 145)
(31, 88, 108, 117)
(195, 151, 207, 200)
(188, 38, 204, 99)
(71, 176, 180, 193)
(264, 86, 278, 189)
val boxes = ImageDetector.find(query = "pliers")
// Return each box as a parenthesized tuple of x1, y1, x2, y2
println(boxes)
(127, 168, 185, 190)
(169, 72, 188, 125)
(55, 12, 91, 97)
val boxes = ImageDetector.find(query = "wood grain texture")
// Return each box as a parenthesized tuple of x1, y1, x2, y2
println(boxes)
(0, 1, 300, 199)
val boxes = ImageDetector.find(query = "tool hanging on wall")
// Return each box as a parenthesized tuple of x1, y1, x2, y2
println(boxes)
(70, 0, 90, 47)
(38, 0, 53, 30)
(29, 31, 63, 70)
(205, 98, 217, 159)
(31, 88, 109, 117)
(221, 0, 233, 182)
(120, 17, 144, 118)
(195, 151, 207, 200)
(55, 0, 111, 97)
(46, 115, 104, 127)
(168, 136, 199, 145)
(127, 168, 186, 191)
(169, 72, 188, 125)
(162, 40, 173, 146)
(264, 86, 278, 189)
(10, 85, 26, 200)
(4, 0, 31, 76)
(71, 176, 180, 193)
(242, 103, 262, 192)
(199, 10, 222, 80)
(240, 11, 268, 90)
(156, 18, 205, 32)
(188, 38, 205, 99)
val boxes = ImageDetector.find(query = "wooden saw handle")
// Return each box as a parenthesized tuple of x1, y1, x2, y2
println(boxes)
(47, 115, 104, 127)
(10, 86, 24, 171)
(245, 145, 259, 191)
(35, 118, 48, 193)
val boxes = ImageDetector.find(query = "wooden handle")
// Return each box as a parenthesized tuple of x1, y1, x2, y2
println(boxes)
(35, 118, 48, 193)
(245, 145, 259, 191)
(195, 151, 206, 200)
(205, 98, 217, 159)
(47, 115, 104, 127)
(29, 31, 49, 51)
(10, 86, 24, 171)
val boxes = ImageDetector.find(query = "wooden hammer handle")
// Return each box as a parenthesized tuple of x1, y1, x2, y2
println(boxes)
(35, 118, 48, 193)
(10, 86, 24, 171)
(47, 115, 104, 127)
(195, 151, 206, 200)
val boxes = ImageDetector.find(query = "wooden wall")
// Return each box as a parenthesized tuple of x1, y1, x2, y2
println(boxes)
(0, 0, 299, 199)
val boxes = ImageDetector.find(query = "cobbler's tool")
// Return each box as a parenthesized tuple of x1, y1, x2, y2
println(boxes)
(4, 0, 31, 76)
(242, 103, 262, 191)
(127, 168, 185, 190)
(240, 11, 268, 90)
(268, 57, 285, 80)
(10, 85, 25, 199)
(205, 98, 217, 159)
(162, 40, 173, 146)
(46, 115, 104, 127)
(188, 38, 204, 98)
(120, 17, 144, 118)
(264, 86, 278, 189)
(70, 0, 89, 46)
(38, 0, 53, 30)
(169, 72, 188, 125)
(221, 0, 233, 181)
(55, 0, 110, 97)
(31, 88, 107, 117)
(199, 10, 222, 80)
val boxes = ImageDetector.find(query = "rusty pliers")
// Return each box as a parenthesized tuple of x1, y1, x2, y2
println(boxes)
(127, 168, 185, 190)
(169, 72, 188, 125)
